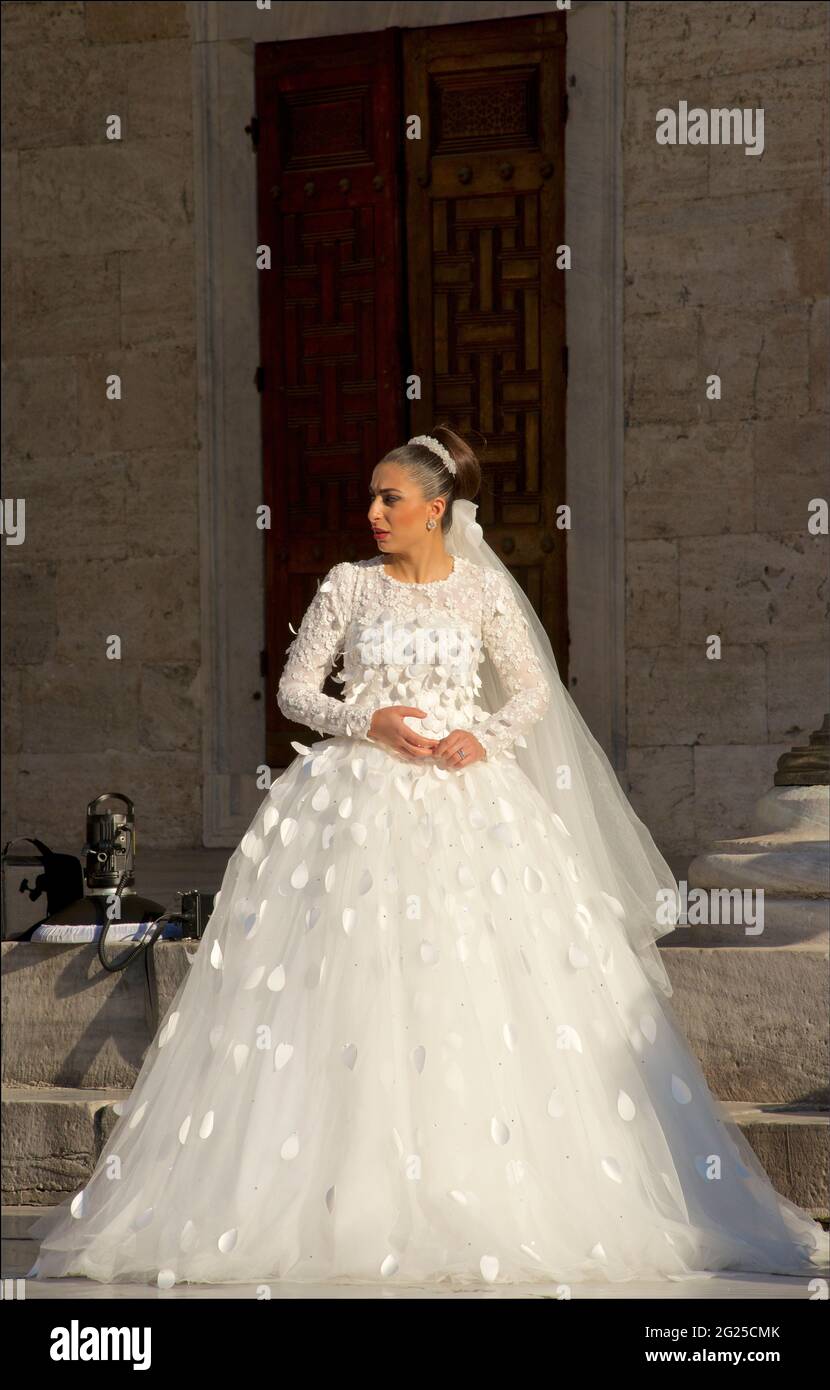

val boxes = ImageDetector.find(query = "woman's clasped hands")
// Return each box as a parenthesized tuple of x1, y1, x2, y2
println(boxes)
(367, 706, 486, 769)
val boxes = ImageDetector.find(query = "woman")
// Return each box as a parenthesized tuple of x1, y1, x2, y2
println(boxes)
(28, 427, 828, 1290)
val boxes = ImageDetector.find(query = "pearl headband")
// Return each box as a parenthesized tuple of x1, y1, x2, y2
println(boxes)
(407, 434, 457, 476)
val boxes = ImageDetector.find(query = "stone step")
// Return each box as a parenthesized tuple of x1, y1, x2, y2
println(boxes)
(1, 939, 192, 1091)
(661, 940, 828, 1105)
(3, 939, 828, 1103)
(2, 1101, 826, 1280)
(1, 1085, 131, 1207)
(1, 1083, 827, 1216)
(674, 891, 828, 945)
(724, 1102, 828, 1217)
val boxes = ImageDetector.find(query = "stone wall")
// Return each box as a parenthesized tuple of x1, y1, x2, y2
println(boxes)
(2, 1, 201, 847)
(622, 1, 828, 859)
(2, 1, 827, 860)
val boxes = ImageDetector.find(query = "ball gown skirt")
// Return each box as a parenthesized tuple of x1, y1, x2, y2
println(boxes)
(27, 734, 829, 1290)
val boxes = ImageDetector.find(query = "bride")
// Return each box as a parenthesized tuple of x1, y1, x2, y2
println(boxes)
(28, 427, 829, 1290)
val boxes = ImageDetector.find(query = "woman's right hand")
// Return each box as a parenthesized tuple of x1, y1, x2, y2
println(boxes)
(367, 707, 438, 761)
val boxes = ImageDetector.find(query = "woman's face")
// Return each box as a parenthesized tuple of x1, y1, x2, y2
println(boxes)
(368, 462, 444, 552)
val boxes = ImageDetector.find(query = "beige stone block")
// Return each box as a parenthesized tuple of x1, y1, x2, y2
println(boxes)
(125, 40, 193, 140)
(19, 140, 192, 257)
(8, 256, 121, 358)
(1, 1, 85, 47)
(626, 2, 830, 83)
(3, 666, 22, 756)
(707, 64, 828, 198)
(663, 943, 829, 1105)
(76, 345, 196, 454)
(752, 416, 830, 531)
(623, 310, 701, 424)
(124, 449, 200, 557)
(1, 1087, 126, 1204)
(1, 42, 126, 151)
(678, 533, 827, 643)
(139, 664, 201, 752)
(623, 82, 710, 208)
(625, 744, 695, 856)
(54, 555, 199, 665)
(0, 257, 21, 362)
(1, 152, 20, 252)
(10, 750, 201, 847)
(627, 644, 767, 746)
(20, 661, 141, 754)
(1, 562, 57, 665)
(84, 1, 189, 44)
(3, 450, 200, 564)
(1, 358, 79, 459)
(1, 38, 192, 151)
(766, 644, 829, 743)
(1, 453, 129, 561)
(625, 538, 679, 645)
(123, 447, 200, 550)
(0, 754, 18, 853)
(120, 249, 195, 347)
(693, 742, 792, 841)
(734, 1109, 829, 1213)
(786, 192, 830, 300)
(809, 298, 829, 414)
(625, 422, 755, 539)
(2, 940, 192, 1088)
(625, 191, 827, 313)
(699, 305, 811, 422)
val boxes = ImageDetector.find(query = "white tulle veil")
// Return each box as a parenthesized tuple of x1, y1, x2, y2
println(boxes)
(446, 497, 679, 999)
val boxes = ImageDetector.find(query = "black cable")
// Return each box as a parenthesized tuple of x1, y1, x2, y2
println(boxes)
(96, 829, 176, 1035)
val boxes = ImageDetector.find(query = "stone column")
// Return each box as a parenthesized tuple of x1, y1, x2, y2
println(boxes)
(687, 716, 830, 946)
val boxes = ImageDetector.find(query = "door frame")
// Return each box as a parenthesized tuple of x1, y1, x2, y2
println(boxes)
(191, 0, 625, 845)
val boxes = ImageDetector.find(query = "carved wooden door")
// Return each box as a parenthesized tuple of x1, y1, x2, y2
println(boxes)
(255, 14, 568, 768)
(255, 30, 406, 766)
(403, 12, 568, 667)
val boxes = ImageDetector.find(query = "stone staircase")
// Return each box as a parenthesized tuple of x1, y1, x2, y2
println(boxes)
(2, 899, 828, 1275)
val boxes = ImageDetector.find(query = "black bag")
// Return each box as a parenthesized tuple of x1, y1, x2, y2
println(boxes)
(2, 837, 84, 940)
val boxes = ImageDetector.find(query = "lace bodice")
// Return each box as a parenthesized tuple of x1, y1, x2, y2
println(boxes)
(276, 553, 551, 762)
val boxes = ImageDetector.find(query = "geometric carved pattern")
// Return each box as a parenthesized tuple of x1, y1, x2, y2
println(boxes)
(431, 68, 539, 154)
(403, 11, 567, 669)
(432, 192, 542, 508)
(281, 86, 371, 168)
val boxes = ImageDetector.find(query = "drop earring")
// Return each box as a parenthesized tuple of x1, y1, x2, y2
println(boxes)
(426, 518, 436, 530)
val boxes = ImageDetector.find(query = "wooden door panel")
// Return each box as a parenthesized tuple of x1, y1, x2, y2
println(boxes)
(255, 29, 406, 765)
(255, 15, 569, 768)
(403, 13, 568, 671)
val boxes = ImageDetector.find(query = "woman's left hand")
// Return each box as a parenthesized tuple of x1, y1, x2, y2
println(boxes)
(431, 730, 486, 770)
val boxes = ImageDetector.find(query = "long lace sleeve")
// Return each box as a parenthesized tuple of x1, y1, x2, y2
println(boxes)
(474, 569, 552, 761)
(277, 562, 374, 742)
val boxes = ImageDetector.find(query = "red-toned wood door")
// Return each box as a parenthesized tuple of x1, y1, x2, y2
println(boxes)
(255, 30, 407, 766)
(403, 12, 568, 671)
(255, 15, 569, 767)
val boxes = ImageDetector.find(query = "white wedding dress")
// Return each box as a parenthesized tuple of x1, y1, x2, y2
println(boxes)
(29, 554, 829, 1289)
